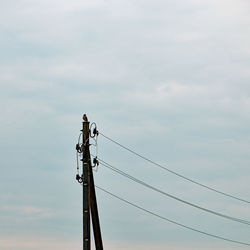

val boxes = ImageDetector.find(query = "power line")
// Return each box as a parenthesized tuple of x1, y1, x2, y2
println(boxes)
(99, 132, 250, 204)
(95, 185, 250, 247)
(98, 158, 250, 226)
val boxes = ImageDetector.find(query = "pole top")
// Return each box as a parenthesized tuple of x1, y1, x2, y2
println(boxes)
(82, 114, 88, 122)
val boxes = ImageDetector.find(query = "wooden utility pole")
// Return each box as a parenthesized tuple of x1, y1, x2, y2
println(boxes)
(82, 120, 91, 250)
(78, 114, 103, 250)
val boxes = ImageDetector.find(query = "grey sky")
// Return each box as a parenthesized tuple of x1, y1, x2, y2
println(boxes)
(0, 0, 250, 249)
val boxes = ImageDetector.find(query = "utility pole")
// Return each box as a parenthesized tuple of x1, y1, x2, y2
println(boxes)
(82, 119, 91, 250)
(76, 114, 103, 250)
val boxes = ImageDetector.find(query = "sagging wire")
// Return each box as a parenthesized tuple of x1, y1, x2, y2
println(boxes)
(90, 122, 99, 172)
(99, 132, 250, 204)
(76, 132, 83, 183)
(98, 158, 250, 226)
(78, 132, 82, 145)
(90, 123, 99, 158)
(96, 185, 250, 247)
(76, 132, 82, 173)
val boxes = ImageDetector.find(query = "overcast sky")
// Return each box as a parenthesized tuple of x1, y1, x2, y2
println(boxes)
(1, 0, 250, 249)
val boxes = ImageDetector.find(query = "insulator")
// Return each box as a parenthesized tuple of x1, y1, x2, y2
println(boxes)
(93, 157, 99, 167)
(76, 143, 80, 151)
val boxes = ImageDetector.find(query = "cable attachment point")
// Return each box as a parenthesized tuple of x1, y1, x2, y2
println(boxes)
(93, 127, 99, 136)
(90, 122, 99, 138)
(93, 157, 99, 168)
(76, 174, 83, 183)
(76, 143, 83, 153)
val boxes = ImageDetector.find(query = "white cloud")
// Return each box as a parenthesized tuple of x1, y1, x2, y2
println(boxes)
(0, 236, 241, 250)
(0, 204, 56, 219)
(0, 236, 79, 250)
(1, 0, 250, 248)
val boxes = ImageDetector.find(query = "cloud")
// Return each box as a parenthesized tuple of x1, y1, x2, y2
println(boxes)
(0, 236, 79, 250)
(0, 236, 241, 250)
(0, 204, 55, 219)
(0, 0, 250, 249)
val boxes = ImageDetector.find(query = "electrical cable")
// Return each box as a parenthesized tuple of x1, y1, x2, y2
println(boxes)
(76, 133, 83, 175)
(90, 130, 99, 172)
(98, 158, 250, 226)
(78, 132, 82, 144)
(76, 151, 79, 174)
(99, 132, 250, 204)
(95, 185, 250, 247)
